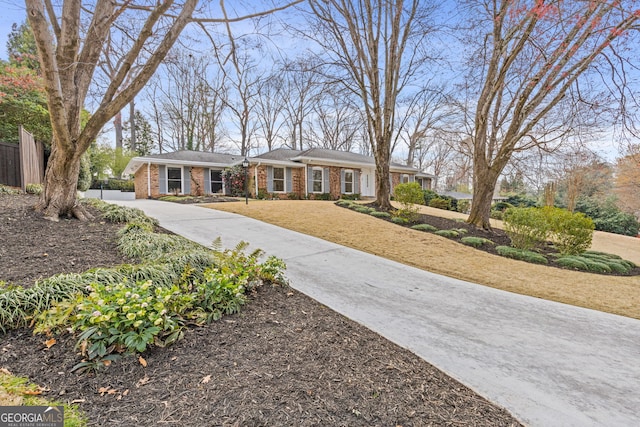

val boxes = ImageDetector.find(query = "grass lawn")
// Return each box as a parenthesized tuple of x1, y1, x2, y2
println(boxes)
(206, 200, 640, 320)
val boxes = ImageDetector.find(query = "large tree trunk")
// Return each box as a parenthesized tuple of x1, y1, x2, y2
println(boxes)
(467, 164, 501, 231)
(37, 143, 91, 221)
(374, 144, 392, 210)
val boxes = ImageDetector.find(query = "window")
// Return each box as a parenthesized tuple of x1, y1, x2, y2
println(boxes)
(167, 167, 182, 193)
(312, 168, 323, 193)
(273, 167, 285, 192)
(210, 170, 223, 193)
(402, 174, 410, 184)
(344, 170, 354, 194)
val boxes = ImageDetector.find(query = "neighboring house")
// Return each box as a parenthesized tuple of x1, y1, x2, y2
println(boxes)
(440, 191, 507, 205)
(123, 148, 435, 200)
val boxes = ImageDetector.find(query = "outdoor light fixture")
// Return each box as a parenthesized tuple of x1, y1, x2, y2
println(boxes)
(242, 157, 249, 205)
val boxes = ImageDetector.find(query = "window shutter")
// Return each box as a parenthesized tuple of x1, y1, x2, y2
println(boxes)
(307, 166, 313, 192)
(267, 166, 273, 192)
(158, 165, 167, 193)
(183, 167, 191, 194)
(409, 174, 415, 183)
(323, 168, 330, 194)
(204, 169, 211, 194)
(389, 174, 394, 193)
(340, 169, 346, 194)
(354, 170, 360, 194)
(286, 168, 292, 193)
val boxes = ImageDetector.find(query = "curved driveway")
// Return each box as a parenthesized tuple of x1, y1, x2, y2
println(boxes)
(113, 199, 640, 427)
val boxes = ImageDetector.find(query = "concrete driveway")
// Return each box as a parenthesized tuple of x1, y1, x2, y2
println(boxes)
(112, 199, 640, 427)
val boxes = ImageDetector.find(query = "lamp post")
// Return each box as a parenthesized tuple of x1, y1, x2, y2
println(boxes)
(242, 157, 249, 205)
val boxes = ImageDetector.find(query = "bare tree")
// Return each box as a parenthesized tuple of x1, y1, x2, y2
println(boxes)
(307, 85, 363, 151)
(153, 52, 227, 152)
(461, 0, 640, 229)
(393, 85, 453, 166)
(306, 0, 435, 210)
(26, 0, 301, 220)
(279, 56, 322, 150)
(253, 70, 287, 151)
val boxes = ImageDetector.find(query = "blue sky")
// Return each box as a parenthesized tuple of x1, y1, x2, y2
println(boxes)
(0, 1, 27, 60)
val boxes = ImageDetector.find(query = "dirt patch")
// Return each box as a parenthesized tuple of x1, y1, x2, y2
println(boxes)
(0, 194, 135, 288)
(0, 193, 521, 426)
(207, 200, 640, 320)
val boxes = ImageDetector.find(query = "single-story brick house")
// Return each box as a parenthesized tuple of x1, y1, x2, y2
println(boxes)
(123, 148, 434, 200)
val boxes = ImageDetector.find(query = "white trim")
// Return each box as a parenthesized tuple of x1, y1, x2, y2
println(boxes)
(311, 166, 324, 193)
(254, 162, 260, 196)
(146, 161, 151, 198)
(272, 166, 286, 193)
(166, 166, 184, 195)
(343, 169, 355, 194)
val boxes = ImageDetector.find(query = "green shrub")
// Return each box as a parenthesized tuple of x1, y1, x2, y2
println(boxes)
(25, 183, 43, 195)
(461, 236, 493, 248)
(492, 201, 514, 212)
(0, 184, 20, 194)
(222, 165, 247, 197)
(435, 229, 459, 238)
(394, 182, 424, 221)
(505, 194, 538, 208)
(575, 196, 640, 236)
(395, 182, 424, 205)
(312, 192, 333, 200)
(108, 179, 135, 192)
(556, 256, 589, 271)
(423, 189, 439, 206)
(35, 280, 194, 360)
(355, 206, 375, 214)
(287, 192, 301, 200)
(410, 223, 437, 232)
(542, 206, 594, 255)
(496, 246, 548, 264)
(503, 207, 549, 250)
(341, 193, 360, 200)
(581, 259, 611, 273)
(335, 200, 354, 207)
(457, 199, 471, 213)
(428, 197, 451, 210)
(101, 204, 157, 226)
(256, 189, 269, 200)
(391, 216, 409, 225)
(370, 211, 391, 219)
(504, 206, 594, 255)
(77, 153, 92, 192)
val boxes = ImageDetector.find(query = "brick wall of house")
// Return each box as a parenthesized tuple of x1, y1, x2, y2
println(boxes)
(255, 165, 267, 197)
(189, 167, 205, 196)
(292, 168, 304, 195)
(390, 172, 401, 193)
(134, 163, 161, 199)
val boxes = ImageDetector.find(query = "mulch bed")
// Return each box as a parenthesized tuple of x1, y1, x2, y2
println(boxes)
(359, 202, 640, 276)
(0, 193, 521, 426)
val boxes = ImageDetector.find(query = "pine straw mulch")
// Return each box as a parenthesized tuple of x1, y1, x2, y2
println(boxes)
(0, 193, 521, 426)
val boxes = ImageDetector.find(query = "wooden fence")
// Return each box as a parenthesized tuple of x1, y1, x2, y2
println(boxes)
(0, 127, 44, 190)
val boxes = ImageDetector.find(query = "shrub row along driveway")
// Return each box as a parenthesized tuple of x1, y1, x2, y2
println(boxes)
(114, 199, 640, 427)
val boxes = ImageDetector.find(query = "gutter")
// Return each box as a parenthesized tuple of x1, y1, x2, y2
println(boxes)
(254, 162, 261, 196)
(147, 161, 151, 198)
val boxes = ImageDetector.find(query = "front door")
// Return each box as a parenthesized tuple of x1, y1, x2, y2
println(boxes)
(360, 168, 375, 197)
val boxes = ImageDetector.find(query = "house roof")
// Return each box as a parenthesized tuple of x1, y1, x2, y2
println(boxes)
(252, 148, 306, 167)
(123, 151, 245, 175)
(291, 148, 417, 172)
(124, 147, 425, 176)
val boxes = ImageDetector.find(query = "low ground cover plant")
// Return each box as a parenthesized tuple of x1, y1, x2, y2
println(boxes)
(1, 201, 288, 373)
(335, 200, 636, 275)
